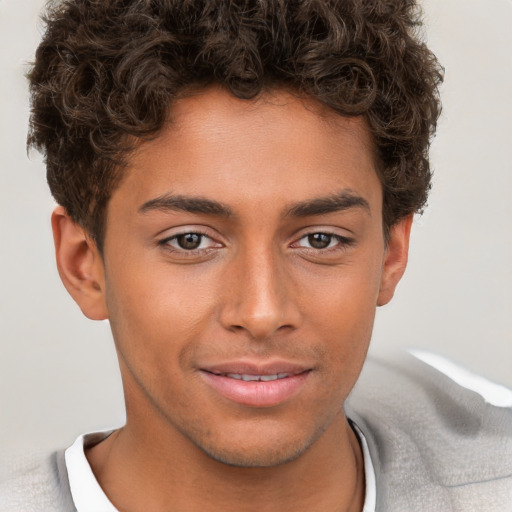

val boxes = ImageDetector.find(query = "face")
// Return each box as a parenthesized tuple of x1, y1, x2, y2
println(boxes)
(65, 88, 410, 467)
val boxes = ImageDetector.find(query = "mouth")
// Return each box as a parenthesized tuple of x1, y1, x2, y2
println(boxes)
(199, 363, 312, 407)
(204, 371, 299, 382)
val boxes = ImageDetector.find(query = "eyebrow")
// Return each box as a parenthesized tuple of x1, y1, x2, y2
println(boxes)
(285, 190, 370, 217)
(138, 194, 233, 217)
(138, 190, 370, 219)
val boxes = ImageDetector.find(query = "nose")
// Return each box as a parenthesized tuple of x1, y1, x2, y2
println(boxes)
(219, 246, 301, 339)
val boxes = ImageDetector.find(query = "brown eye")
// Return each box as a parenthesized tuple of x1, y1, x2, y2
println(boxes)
(160, 231, 223, 255)
(176, 233, 203, 250)
(307, 233, 333, 249)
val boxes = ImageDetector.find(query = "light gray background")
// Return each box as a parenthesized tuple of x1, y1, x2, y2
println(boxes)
(1, 0, 511, 453)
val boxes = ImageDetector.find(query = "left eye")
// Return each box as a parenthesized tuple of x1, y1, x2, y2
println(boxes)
(296, 233, 343, 250)
(163, 233, 215, 251)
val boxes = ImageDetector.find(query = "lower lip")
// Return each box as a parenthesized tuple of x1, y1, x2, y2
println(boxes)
(200, 371, 310, 407)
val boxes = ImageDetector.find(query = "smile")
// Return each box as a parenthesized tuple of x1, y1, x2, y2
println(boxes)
(209, 372, 293, 382)
(200, 366, 311, 407)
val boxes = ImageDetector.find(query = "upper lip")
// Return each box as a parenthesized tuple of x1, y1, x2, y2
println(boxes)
(199, 360, 312, 376)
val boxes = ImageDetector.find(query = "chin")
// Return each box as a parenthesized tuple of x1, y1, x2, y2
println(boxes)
(189, 417, 334, 469)
(199, 439, 311, 468)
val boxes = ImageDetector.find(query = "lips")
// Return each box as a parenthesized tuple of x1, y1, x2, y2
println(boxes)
(216, 372, 293, 382)
(199, 361, 311, 407)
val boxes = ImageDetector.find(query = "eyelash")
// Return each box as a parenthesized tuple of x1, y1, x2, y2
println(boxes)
(158, 231, 354, 256)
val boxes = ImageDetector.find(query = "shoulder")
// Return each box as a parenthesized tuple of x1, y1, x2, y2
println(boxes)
(0, 449, 75, 512)
(347, 351, 512, 511)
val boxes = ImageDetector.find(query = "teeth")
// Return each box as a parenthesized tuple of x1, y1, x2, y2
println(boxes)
(241, 374, 261, 382)
(224, 373, 291, 381)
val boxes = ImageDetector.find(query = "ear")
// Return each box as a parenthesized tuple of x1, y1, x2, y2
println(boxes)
(51, 206, 108, 320)
(377, 215, 413, 307)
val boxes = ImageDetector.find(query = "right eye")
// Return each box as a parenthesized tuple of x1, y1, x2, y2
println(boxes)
(297, 233, 339, 250)
(160, 232, 219, 252)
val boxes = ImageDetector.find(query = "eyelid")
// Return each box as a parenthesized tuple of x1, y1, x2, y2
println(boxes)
(297, 234, 343, 249)
(156, 224, 220, 241)
(291, 226, 354, 241)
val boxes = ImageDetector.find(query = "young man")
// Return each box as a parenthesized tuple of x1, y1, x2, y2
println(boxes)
(3, 0, 511, 510)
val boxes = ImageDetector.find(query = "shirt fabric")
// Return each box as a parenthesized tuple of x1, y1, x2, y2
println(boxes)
(65, 432, 117, 512)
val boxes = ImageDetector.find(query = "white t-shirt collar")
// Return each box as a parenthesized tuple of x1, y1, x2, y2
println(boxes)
(65, 430, 118, 512)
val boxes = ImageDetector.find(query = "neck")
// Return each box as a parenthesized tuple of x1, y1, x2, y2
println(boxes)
(86, 410, 365, 512)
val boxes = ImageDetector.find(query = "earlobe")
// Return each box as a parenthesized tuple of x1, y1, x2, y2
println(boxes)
(377, 215, 413, 307)
(51, 206, 108, 320)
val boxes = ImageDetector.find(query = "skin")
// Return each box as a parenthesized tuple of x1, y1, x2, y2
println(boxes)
(52, 87, 412, 512)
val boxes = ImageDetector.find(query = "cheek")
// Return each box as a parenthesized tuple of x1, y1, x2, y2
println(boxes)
(300, 257, 382, 331)
(104, 262, 220, 361)
(298, 257, 383, 374)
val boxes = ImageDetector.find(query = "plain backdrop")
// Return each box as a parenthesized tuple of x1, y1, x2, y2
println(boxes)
(1, 0, 511, 453)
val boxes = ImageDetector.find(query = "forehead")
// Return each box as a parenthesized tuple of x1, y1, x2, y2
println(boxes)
(114, 87, 381, 217)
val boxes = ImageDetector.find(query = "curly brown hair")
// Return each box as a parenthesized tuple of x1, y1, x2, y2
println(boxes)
(28, 0, 443, 249)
